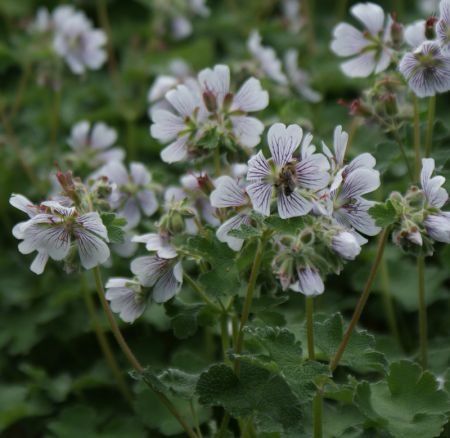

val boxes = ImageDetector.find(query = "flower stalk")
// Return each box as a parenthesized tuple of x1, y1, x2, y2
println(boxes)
(329, 227, 390, 372)
(92, 266, 199, 438)
(306, 296, 315, 360)
(417, 256, 428, 369)
(425, 95, 436, 158)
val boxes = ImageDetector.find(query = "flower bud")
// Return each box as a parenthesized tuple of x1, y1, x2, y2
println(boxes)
(390, 14, 404, 47)
(380, 92, 398, 116)
(425, 16, 438, 39)
(331, 231, 361, 260)
(202, 90, 217, 112)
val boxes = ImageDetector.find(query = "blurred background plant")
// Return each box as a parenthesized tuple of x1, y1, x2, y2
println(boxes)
(2, 0, 450, 437)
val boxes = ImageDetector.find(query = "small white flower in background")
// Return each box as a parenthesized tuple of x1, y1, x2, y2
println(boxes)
(131, 255, 183, 303)
(437, 0, 450, 53)
(246, 123, 330, 219)
(52, 8, 107, 75)
(210, 176, 252, 251)
(404, 20, 427, 48)
(11, 199, 110, 272)
(33, 7, 52, 33)
(331, 2, 393, 77)
(284, 49, 321, 103)
(105, 278, 146, 323)
(248, 30, 288, 85)
(332, 230, 362, 260)
(171, 16, 193, 40)
(95, 161, 158, 229)
(197, 64, 269, 147)
(281, 0, 304, 33)
(399, 40, 450, 97)
(290, 266, 325, 296)
(67, 121, 124, 166)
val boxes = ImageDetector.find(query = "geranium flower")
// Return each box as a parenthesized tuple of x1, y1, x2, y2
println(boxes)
(105, 278, 146, 323)
(290, 266, 325, 296)
(331, 230, 362, 260)
(11, 200, 110, 271)
(210, 176, 252, 251)
(246, 123, 330, 219)
(130, 255, 183, 303)
(331, 2, 393, 77)
(399, 41, 450, 97)
(437, 0, 450, 53)
(52, 9, 107, 74)
(248, 30, 288, 84)
(95, 161, 158, 229)
(67, 121, 124, 166)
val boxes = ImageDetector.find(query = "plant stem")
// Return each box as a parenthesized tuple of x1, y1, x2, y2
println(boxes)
(329, 228, 390, 372)
(303, 0, 316, 54)
(10, 62, 32, 123)
(392, 130, 414, 182)
(417, 256, 427, 369)
(81, 275, 133, 404)
(49, 85, 61, 160)
(306, 297, 315, 360)
(184, 273, 222, 312)
(424, 95, 436, 158)
(220, 314, 231, 364)
(234, 233, 269, 374)
(412, 94, 421, 181)
(380, 257, 401, 347)
(92, 266, 198, 438)
(312, 390, 323, 438)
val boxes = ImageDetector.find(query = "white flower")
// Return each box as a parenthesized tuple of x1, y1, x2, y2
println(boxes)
(331, 2, 393, 77)
(131, 255, 183, 303)
(197, 64, 269, 148)
(95, 161, 158, 229)
(399, 41, 450, 98)
(148, 76, 180, 103)
(151, 83, 206, 163)
(404, 20, 427, 48)
(246, 123, 330, 219)
(331, 167, 381, 237)
(281, 0, 304, 33)
(210, 176, 251, 251)
(52, 10, 107, 75)
(10, 194, 50, 274)
(13, 201, 110, 271)
(332, 231, 362, 260)
(105, 278, 146, 323)
(290, 266, 325, 296)
(33, 7, 52, 33)
(284, 49, 321, 103)
(438, 0, 450, 53)
(421, 158, 448, 208)
(248, 30, 288, 84)
(132, 232, 177, 259)
(171, 16, 193, 40)
(424, 213, 450, 243)
(67, 120, 124, 166)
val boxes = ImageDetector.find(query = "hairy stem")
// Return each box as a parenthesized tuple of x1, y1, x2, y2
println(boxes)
(392, 130, 414, 182)
(329, 228, 390, 372)
(424, 95, 436, 158)
(220, 314, 231, 364)
(81, 275, 133, 404)
(234, 233, 269, 374)
(306, 297, 315, 360)
(417, 256, 427, 369)
(313, 390, 323, 438)
(92, 266, 198, 438)
(184, 273, 221, 311)
(412, 94, 421, 181)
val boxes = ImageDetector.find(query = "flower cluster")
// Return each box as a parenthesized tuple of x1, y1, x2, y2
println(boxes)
(384, 158, 450, 255)
(331, 0, 450, 97)
(150, 64, 269, 163)
(33, 5, 107, 75)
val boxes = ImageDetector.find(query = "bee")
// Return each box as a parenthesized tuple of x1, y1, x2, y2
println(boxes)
(278, 164, 297, 196)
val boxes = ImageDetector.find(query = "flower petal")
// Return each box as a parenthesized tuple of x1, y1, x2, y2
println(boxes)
(247, 181, 273, 216)
(160, 136, 189, 163)
(268, 123, 302, 167)
(30, 251, 49, 275)
(277, 190, 311, 218)
(232, 77, 269, 112)
(130, 162, 151, 185)
(350, 2, 385, 35)
(210, 176, 247, 208)
(75, 227, 110, 269)
(231, 116, 264, 148)
(247, 150, 271, 180)
(216, 213, 251, 251)
(153, 264, 182, 303)
(340, 168, 380, 199)
(130, 255, 167, 287)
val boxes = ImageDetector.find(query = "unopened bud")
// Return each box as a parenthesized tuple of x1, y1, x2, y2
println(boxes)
(425, 16, 438, 39)
(202, 90, 217, 112)
(380, 92, 398, 115)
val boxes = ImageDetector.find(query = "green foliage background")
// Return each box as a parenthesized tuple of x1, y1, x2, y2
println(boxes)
(1, 0, 450, 436)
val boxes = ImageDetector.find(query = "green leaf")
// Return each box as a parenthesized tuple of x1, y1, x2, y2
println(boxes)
(101, 212, 126, 244)
(314, 313, 386, 373)
(196, 362, 303, 433)
(355, 360, 450, 438)
(197, 127, 219, 149)
(159, 368, 199, 400)
(368, 200, 397, 228)
(228, 223, 262, 239)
